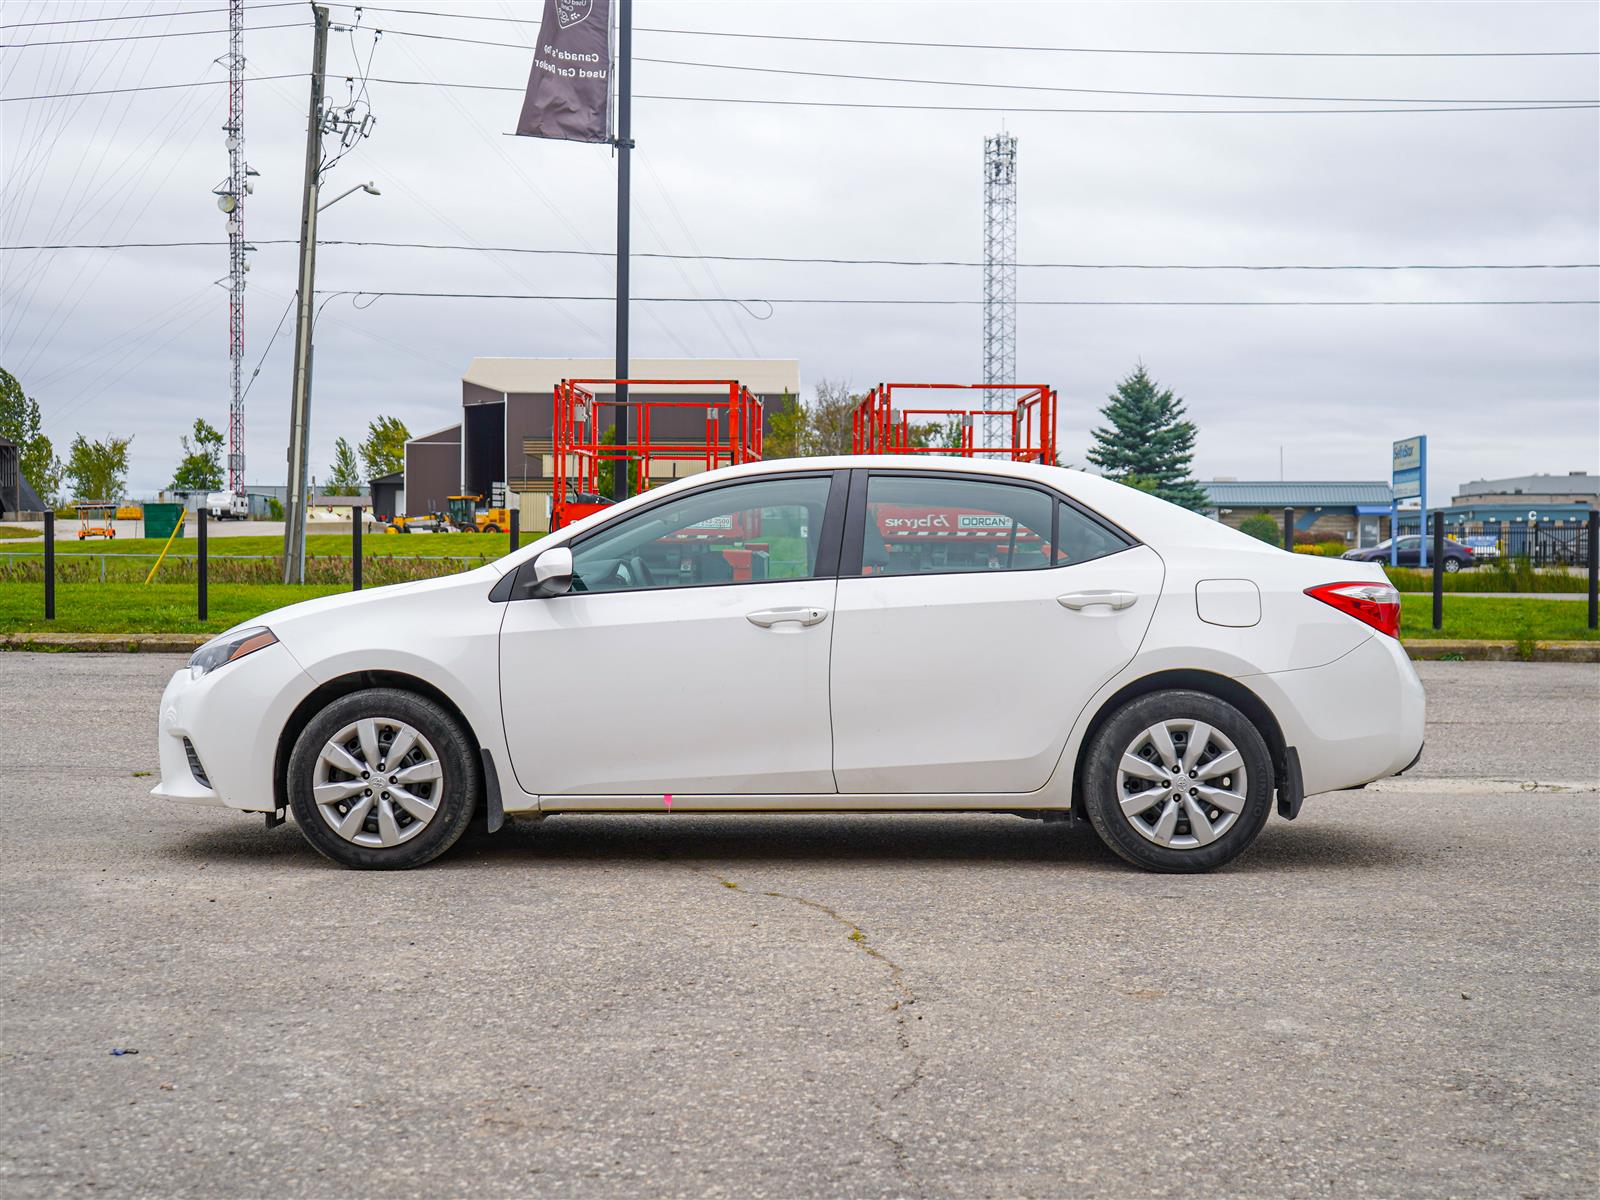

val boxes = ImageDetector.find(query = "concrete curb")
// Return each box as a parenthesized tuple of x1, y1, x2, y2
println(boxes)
(2, 631, 1596, 662)
(1, 632, 209, 653)
(1404, 639, 1599, 663)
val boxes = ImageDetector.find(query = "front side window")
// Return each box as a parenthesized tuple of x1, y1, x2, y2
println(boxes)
(569, 475, 832, 593)
(859, 475, 1055, 575)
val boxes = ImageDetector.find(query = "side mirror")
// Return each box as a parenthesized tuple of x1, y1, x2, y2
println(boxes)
(530, 546, 573, 598)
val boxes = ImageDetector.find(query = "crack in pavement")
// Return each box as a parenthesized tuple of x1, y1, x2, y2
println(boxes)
(674, 859, 929, 1185)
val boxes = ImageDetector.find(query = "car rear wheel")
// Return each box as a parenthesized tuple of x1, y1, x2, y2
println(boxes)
(287, 688, 479, 869)
(1443, 558, 1461, 573)
(1082, 690, 1273, 873)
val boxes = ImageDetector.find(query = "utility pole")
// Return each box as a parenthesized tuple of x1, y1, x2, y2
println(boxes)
(223, 0, 249, 496)
(612, 0, 633, 503)
(282, 5, 330, 584)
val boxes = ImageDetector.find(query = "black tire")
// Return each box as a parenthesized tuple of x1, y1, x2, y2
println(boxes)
(1082, 690, 1274, 874)
(482, 524, 500, 535)
(287, 688, 479, 870)
(1443, 558, 1461, 573)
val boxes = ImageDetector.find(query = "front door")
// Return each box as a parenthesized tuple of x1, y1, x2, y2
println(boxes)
(829, 471, 1163, 795)
(498, 472, 844, 801)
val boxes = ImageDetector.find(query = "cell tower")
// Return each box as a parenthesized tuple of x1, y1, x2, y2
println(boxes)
(220, 0, 248, 493)
(982, 132, 1018, 452)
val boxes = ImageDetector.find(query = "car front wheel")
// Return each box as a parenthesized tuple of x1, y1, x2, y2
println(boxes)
(1082, 690, 1274, 873)
(287, 688, 479, 869)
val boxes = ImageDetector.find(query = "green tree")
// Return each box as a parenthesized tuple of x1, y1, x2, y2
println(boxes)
(765, 380, 862, 459)
(358, 415, 410, 479)
(1239, 514, 1282, 545)
(1086, 364, 1209, 510)
(0, 366, 64, 503)
(170, 418, 225, 492)
(66, 433, 132, 502)
(326, 436, 362, 495)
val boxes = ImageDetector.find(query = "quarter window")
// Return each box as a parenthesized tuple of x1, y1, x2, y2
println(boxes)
(1054, 501, 1131, 566)
(569, 475, 832, 593)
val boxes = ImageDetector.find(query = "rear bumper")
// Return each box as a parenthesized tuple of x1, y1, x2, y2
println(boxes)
(1253, 634, 1426, 797)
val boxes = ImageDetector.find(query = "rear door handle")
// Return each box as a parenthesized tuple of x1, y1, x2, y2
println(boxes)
(746, 606, 829, 628)
(1057, 590, 1137, 611)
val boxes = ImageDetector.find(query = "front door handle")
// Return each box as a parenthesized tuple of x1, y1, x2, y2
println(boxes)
(746, 606, 829, 628)
(1057, 590, 1137, 611)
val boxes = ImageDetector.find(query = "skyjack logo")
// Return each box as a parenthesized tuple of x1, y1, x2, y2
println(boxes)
(556, 0, 594, 31)
(883, 514, 951, 530)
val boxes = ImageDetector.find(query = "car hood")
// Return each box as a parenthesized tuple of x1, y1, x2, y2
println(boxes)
(214, 563, 504, 644)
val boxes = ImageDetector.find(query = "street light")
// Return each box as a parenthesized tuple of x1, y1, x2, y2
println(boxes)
(282, 176, 380, 584)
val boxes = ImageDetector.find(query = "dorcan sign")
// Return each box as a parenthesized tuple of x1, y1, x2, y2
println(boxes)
(515, 0, 611, 143)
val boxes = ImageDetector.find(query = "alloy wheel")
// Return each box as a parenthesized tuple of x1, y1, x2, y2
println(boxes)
(311, 718, 443, 848)
(1115, 719, 1249, 850)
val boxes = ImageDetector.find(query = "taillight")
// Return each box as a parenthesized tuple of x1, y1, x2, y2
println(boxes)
(1305, 581, 1402, 638)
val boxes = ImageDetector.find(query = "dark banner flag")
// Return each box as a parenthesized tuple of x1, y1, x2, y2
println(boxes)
(515, 0, 612, 143)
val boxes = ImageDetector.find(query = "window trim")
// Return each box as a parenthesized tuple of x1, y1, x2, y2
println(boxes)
(503, 469, 850, 601)
(838, 467, 1139, 581)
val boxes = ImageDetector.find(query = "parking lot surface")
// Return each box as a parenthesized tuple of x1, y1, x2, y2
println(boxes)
(2, 655, 1596, 1198)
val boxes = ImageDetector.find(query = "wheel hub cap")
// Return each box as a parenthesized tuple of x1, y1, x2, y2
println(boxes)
(312, 718, 443, 848)
(1115, 719, 1248, 850)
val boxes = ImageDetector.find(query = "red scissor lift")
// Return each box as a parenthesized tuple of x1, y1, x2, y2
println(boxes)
(550, 378, 764, 531)
(852, 381, 1057, 463)
(851, 382, 1061, 573)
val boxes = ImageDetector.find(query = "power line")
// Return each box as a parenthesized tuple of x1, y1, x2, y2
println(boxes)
(349, 74, 1599, 115)
(1, 73, 305, 103)
(314, 290, 1600, 307)
(318, 5, 1599, 58)
(8, 71, 1595, 114)
(6, 239, 1596, 272)
(632, 25, 1600, 60)
(0, 3, 302, 31)
(0, 21, 308, 50)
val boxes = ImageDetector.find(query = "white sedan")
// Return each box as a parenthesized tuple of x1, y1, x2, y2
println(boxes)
(153, 457, 1424, 873)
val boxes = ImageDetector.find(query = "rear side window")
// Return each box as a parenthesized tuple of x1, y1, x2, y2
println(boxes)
(859, 475, 1054, 575)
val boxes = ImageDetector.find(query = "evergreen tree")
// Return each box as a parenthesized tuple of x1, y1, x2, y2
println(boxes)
(170, 419, 225, 492)
(326, 437, 362, 495)
(1086, 364, 1209, 511)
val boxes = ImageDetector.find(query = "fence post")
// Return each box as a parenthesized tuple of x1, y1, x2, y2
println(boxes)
(43, 510, 55, 620)
(1282, 507, 1294, 552)
(198, 507, 208, 622)
(1588, 509, 1598, 631)
(352, 505, 363, 592)
(1432, 518, 1445, 632)
(509, 505, 520, 554)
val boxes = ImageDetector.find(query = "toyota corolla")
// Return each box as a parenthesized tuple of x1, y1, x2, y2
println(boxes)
(154, 457, 1424, 872)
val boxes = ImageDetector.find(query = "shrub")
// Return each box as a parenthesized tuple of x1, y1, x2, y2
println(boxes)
(1238, 515, 1282, 545)
(266, 496, 283, 520)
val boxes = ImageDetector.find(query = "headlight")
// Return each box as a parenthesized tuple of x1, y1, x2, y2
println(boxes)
(188, 626, 278, 679)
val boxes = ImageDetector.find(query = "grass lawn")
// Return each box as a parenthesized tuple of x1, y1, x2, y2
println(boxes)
(1399, 594, 1598, 642)
(0, 531, 525, 559)
(0, 524, 43, 540)
(4, 580, 1595, 641)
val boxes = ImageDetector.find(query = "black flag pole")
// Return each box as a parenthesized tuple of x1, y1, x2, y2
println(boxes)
(613, 0, 632, 502)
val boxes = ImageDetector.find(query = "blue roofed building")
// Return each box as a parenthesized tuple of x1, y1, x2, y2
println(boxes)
(1200, 479, 1394, 549)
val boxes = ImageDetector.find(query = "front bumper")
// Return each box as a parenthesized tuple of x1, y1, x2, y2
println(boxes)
(152, 642, 316, 812)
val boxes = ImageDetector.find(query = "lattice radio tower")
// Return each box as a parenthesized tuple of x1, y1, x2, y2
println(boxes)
(221, 0, 248, 492)
(982, 132, 1017, 452)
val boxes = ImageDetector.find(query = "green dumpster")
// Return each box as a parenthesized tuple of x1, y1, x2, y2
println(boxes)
(144, 502, 186, 541)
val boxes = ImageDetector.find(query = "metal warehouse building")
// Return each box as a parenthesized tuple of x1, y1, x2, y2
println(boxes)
(404, 357, 800, 527)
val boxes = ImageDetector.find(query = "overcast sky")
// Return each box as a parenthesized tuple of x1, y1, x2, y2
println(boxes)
(3, 0, 1596, 501)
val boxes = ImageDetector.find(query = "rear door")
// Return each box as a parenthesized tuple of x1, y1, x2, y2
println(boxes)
(828, 470, 1163, 795)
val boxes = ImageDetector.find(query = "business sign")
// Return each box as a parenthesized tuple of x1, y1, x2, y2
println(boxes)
(515, 0, 612, 143)
(1390, 435, 1429, 567)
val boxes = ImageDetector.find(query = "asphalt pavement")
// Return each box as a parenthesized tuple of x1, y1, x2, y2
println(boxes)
(1, 656, 1595, 1198)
